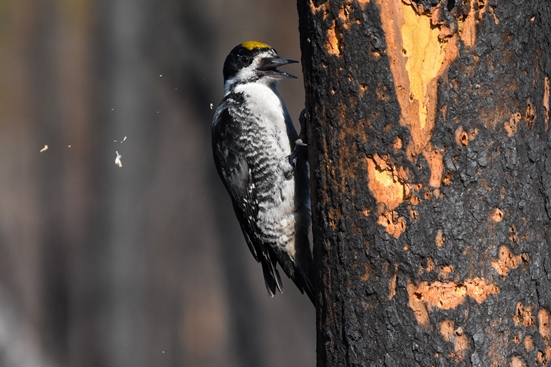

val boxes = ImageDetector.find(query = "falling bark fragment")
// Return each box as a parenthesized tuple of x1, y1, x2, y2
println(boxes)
(114, 136, 127, 144)
(40, 145, 48, 153)
(115, 151, 122, 167)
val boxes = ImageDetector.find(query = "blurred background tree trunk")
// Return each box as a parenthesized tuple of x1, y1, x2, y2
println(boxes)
(298, 0, 551, 365)
(0, 1, 314, 366)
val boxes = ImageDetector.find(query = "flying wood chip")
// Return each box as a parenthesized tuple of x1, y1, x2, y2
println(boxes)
(115, 151, 122, 167)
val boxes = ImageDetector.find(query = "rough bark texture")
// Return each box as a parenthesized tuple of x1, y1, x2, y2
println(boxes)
(297, 0, 551, 365)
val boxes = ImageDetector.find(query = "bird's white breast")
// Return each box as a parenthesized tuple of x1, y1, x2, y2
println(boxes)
(234, 82, 292, 156)
(233, 82, 296, 253)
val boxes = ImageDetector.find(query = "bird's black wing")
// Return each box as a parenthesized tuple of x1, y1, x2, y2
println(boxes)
(212, 96, 283, 296)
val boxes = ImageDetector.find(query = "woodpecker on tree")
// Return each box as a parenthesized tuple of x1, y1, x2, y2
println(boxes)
(212, 41, 314, 305)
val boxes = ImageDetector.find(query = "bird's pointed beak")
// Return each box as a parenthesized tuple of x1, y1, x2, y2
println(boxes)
(257, 57, 298, 79)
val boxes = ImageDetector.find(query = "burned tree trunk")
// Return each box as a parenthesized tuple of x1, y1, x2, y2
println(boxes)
(297, 0, 551, 365)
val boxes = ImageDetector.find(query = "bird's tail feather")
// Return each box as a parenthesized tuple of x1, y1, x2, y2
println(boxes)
(292, 222, 315, 305)
(293, 264, 315, 305)
(261, 256, 283, 296)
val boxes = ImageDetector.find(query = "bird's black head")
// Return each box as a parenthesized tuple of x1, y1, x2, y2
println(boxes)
(222, 41, 297, 88)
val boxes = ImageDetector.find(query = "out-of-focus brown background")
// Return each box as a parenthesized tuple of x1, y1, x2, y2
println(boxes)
(0, 0, 313, 366)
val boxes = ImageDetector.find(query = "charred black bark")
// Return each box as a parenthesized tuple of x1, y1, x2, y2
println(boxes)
(298, 0, 551, 365)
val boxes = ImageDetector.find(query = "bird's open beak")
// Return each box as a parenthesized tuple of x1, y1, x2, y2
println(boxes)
(257, 57, 298, 79)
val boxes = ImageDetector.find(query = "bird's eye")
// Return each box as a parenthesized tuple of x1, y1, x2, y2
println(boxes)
(239, 55, 251, 64)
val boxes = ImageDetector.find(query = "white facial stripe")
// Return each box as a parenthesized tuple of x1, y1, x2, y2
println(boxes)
(252, 50, 277, 69)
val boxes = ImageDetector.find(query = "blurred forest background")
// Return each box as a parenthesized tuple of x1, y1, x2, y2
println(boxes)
(0, 0, 314, 366)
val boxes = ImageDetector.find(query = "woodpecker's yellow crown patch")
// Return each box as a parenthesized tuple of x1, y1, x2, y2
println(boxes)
(241, 40, 272, 51)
